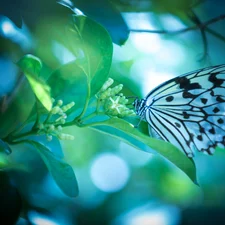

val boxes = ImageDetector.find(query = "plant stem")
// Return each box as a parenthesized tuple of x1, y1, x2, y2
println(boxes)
(3, 96, 108, 143)
(13, 130, 37, 139)
(43, 112, 52, 124)
(32, 114, 40, 129)
(6, 139, 29, 145)
(80, 111, 106, 122)
(206, 27, 225, 42)
(3, 129, 37, 143)
(78, 120, 108, 128)
(75, 83, 91, 122)
(32, 101, 41, 129)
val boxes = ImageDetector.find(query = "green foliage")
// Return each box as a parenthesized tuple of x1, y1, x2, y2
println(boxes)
(28, 141, 78, 197)
(48, 61, 88, 110)
(1, 14, 198, 198)
(48, 15, 113, 111)
(68, 0, 129, 45)
(93, 118, 197, 183)
(66, 15, 113, 96)
(0, 76, 35, 138)
(17, 54, 52, 111)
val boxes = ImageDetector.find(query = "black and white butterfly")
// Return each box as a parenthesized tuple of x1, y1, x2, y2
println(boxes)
(133, 65, 225, 158)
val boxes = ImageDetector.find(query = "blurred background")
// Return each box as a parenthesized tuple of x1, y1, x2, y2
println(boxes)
(1, 0, 225, 224)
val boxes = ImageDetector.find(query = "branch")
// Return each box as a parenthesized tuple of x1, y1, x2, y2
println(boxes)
(188, 9, 209, 62)
(206, 27, 225, 42)
(130, 14, 225, 34)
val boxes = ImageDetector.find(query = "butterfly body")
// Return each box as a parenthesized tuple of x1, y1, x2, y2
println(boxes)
(134, 65, 225, 158)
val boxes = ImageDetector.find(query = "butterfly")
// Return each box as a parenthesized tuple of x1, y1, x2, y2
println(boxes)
(133, 65, 225, 158)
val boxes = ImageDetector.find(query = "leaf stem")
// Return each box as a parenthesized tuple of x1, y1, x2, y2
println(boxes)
(3, 129, 38, 144)
(80, 111, 106, 122)
(3, 94, 109, 143)
(75, 83, 91, 122)
(32, 100, 41, 129)
(206, 27, 225, 43)
(78, 120, 108, 128)
(43, 112, 52, 124)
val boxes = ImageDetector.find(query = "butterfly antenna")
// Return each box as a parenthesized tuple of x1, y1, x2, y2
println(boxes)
(126, 103, 134, 106)
(126, 96, 138, 99)
(134, 115, 144, 128)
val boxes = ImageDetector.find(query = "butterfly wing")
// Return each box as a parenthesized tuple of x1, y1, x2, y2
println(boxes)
(144, 65, 225, 157)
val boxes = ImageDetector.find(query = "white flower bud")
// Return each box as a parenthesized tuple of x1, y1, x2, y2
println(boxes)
(62, 101, 75, 112)
(100, 78, 114, 92)
(57, 125, 62, 131)
(58, 133, 66, 140)
(46, 135, 53, 142)
(51, 106, 61, 114)
(60, 118, 66, 124)
(48, 125, 55, 132)
(111, 84, 123, 95)
(58, 109, 64, 115)
(58, 133, 74, 140)
(38, 123, 44, 130)
(65, 134, 75, 140)
(57, 100, 63, 106)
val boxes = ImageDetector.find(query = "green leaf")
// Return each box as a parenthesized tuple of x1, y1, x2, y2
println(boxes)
(66, 15, 113, 95)
(26, 75, 52, 111)
(72, 0, 129, 45)
(47, 61, 88, 110)
(17, 54, 52, 111)
(0, 79, 35, 138)
(28, 141, 79, 197)
(93, 118, 197, 184)
(17, 54, 42, 76)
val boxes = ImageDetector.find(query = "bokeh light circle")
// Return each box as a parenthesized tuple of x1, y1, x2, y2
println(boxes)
(90, 153, 130, 193)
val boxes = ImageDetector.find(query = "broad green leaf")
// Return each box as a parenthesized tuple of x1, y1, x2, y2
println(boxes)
(72, 0, 129, 45)
(0, 78, 35, 138)
(47, 61, 88, 110)
(28, 141, 78, 197)
(92, 118, 197, 184)
(66, 15, 113, 95)
(17, 54, 52, 111)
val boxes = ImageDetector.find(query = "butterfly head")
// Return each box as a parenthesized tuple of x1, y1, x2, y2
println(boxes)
(133, 98, 147, 117)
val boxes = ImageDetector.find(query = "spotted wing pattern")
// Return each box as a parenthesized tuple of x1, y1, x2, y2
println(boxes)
(142, 65, 225, 157)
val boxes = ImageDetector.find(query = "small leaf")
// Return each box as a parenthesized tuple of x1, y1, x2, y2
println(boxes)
(28, 141, 79, 197)
(93, 118, 197, 184)
(26, 74, 52, 111)
(17, 54, 52, 111)
(17, 54, 42, 76)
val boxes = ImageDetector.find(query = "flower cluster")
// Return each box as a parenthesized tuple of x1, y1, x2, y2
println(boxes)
(96, 78, 135, 117)
(37, 99, 75, 141)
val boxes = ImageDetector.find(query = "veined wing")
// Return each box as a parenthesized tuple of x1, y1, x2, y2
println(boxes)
(145, 65, 225, 157)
